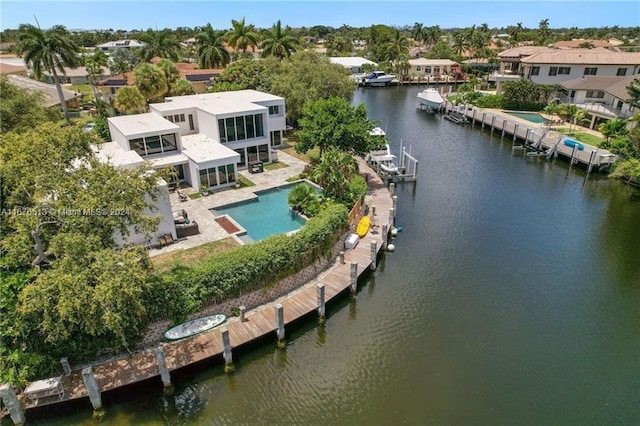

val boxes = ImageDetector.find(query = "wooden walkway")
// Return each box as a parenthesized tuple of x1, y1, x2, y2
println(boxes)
(20, 158, 395, 411)
(444, 102, 616, 171)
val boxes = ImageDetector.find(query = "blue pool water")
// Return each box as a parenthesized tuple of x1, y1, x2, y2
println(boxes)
(211, 183, 312, 242)
(504, 111, 547, 123)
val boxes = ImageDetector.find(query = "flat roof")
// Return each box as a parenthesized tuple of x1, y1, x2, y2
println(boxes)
(181, 134, 240, 164)
(93, 142, 145, 169)
(108, 113, 179, 136)
(329, 57, 378, 67)
(408, 58, 458, 66)
(148, 153, 190, 168)
(151, 90, 282, 116)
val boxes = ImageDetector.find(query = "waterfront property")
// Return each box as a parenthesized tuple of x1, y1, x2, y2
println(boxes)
(1, 158, 395, 421)
(504, 111, 547, 124)
(404, 58, 463, 81)
(329, 56, 378, 74)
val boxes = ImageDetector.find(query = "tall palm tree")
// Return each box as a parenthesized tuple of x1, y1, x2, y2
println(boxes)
(114, 86, 146, 114)
(260, 20, 299, 59)
(84, 49, 108, 113)
(138, 29, 181, 62)
(225, 17, 261, 58)
(109, 48, 139, 75)
(451, 30, 469, 57)
(384, 30, 410, 73)
(18, 23, 81, 125)
(195, 23, 230, 68)
(538, 18, 551, 45)
(425, 25, 443, 48)
(507, 22, 523, 47)
(411, 22, 426, 46)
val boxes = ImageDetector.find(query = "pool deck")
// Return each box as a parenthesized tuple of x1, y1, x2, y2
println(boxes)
(151, 149, 307, 256)
(14, 154, 396, 415)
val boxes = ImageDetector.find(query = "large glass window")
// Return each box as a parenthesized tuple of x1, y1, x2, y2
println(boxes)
(162, 133, 177, 152)
(145, 135, 162, 155)
(235, 148, 246, 167)
(270, 131, 282, 146)
(225, 117, 236, 142)
(255, 114, 264, 137)
(129, 138, 145, 156)
(199, 168, 209, 188)
(258, 144, 269, 162)
(247, 145, 258, 162)
(245, 114, 255, 139)
(218, 165, 228, 185)
(235, 116, 246, 140)
(218, 119, 226, 142)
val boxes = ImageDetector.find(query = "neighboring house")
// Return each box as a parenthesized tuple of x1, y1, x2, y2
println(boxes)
(491, 47, 640, 93)
(550, 39, 619, 50)
(461, 58, 498, 73)
(404, 58, 462, 79)
(96, 72, 134, 102)
(0, 63, 28, 76)
(94, 90, 287, 195)
(96, 39, 146, 53)
(7, 74, 79, 108)
(557, 75, 638, 129)
(329, 56, 377, 74)
(43, 66, 110, 85)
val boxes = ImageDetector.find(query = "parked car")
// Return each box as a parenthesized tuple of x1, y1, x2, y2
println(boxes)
(83, 122, 96, 133)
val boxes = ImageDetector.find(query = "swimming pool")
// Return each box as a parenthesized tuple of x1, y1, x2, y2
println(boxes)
(504, 111, 547, 124)
(211, 182, 318, 242)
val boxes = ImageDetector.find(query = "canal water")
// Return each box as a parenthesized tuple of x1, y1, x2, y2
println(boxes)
(28, 87, 640, 425)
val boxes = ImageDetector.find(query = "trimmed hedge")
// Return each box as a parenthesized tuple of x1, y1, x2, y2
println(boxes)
(145, 203, 348, 323)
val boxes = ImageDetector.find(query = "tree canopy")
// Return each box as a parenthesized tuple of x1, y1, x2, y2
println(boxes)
(270, 51, 356, 126)
(0, 75, 58, 133)
(296, 96, 381, 156)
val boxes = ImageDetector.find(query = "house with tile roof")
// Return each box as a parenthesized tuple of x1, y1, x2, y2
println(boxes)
(94, 90, 286, 194)
(556, 75, 638, 129)
(491, 47, 640, 93)
(43, 66, 110, 85)
(404, 58, 462, 80)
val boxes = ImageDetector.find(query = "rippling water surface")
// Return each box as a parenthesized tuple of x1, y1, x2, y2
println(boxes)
(29, 86, 640, 425)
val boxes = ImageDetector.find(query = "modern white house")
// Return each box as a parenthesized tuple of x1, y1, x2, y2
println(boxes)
(329, 56, 377, 74)
(95, 90, 287, 192)
(96, 39, 146, 53)
(557, 75, 638, 129)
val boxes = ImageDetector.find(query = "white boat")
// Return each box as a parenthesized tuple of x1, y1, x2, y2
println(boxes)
(164, 314, 226, 340)
(362, 71, 394, 87)
(366, 131, 399, 174)
(416, 88, 444, 111)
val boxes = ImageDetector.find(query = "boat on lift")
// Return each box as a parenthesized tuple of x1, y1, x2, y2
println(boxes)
(417, 88, 444, 112)
(362, 71, 395, 87)
(366, 128, 399, 174)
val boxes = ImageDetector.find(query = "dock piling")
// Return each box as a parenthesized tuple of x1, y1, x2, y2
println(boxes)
(481, 112, 487, 129)
(490, 116, 496, 133)
(389, 208, 395, 226)
(513, 124, 519, 142)
(317, 283, 326, 321)
(370, 241, 377, 270)
(389, 182, 395, 195)
(221, 328, 234, 371)
(339, 250, 345, 264)
(154, 347, 172, 388)
(81, 367, 102, 411)
(0, 384, 25, 425)
(350, 262, 358, 293)
(588, 150, 597, 173)
(275, 304, 285, 345)
(381, 224, 389, 249)
(239, 305, 246, 322)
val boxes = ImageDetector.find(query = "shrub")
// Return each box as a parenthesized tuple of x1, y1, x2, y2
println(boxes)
(475, 94, 505, 109)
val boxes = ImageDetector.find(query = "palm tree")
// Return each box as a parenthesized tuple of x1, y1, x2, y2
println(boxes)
(225, 17, 261, 58)
(84, 49, 108, 113)
(451, 31, 469, 57)
(115, 86, 146, 114)
(310, 148, 358, 203)
(425, 25, 443, 48)
(599, 118, 628, 142)
(538, 18, 551, 45)
(138, 29, 181, 62)
(507, 22, 523, 47)
(260, 20, 299, 59)
(195, 23, 230, 68)
(384, 30, 410, 73)
(155, 59, 179, 95)
(18, 23, 81, 125)
(133, 63, 168, 101)
(411, 22, 426, 46)
(327, 35, 352, 55)
(109, 48, 139, 75)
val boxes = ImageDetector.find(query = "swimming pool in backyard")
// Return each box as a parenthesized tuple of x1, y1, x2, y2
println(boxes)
(504, 111, 547, 124)
(211, 182, 320, 243)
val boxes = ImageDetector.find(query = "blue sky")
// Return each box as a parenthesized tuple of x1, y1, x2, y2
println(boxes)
(1, 1, 638, 31)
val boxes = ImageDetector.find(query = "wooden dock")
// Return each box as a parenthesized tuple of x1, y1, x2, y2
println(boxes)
(15, 158, 395, 414)
(444, 102, 616, 172)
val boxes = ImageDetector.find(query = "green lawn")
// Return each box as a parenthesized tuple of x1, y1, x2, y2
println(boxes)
(554, 127, 604, 147)
(264, 161, 289, 171)
(151, 238, 240, 273)
(235, 175, 255, 188)
(66, 84, 92, 94)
